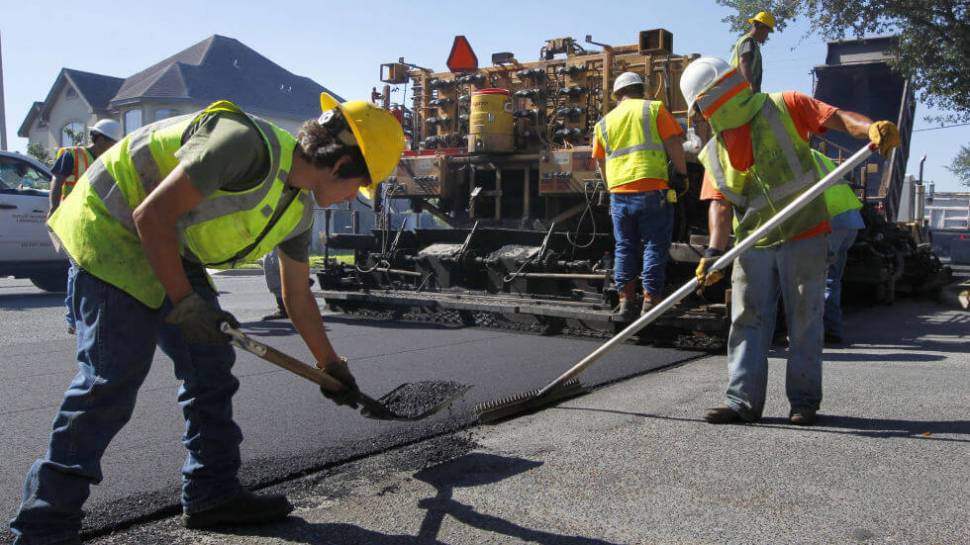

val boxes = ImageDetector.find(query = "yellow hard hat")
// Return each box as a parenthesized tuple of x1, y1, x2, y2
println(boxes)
(748, 11, 775, 31)
(319, 92, 405, 200)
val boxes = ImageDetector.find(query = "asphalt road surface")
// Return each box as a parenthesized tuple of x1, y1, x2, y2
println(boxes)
(0, 274, 703, 541)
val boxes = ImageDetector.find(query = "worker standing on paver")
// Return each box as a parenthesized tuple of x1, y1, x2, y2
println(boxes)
(731, 11, 774, 93)
(48, 119, 122, 335)
(10, 93, 404, 545)
(681, 57, 898, 426)
(814, 150, 865, 345)
(593, 72, 688, 318)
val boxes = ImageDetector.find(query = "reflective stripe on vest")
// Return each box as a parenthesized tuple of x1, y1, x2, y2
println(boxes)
(55, 146, 93, 199)
(695, 70, 747, 115)
(596, 100, 668, 190)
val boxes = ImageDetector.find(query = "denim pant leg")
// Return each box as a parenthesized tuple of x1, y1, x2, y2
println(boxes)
(725, 246, 780, 420)
(11, 270, 159, 545)
(823, 229, 858, 337)
(779, 236, 828, 411)
(156, 270, 243, 513)
(638, 193, 673, 298)
(64, 260, 77, 330)
(610, 194, 641, 289)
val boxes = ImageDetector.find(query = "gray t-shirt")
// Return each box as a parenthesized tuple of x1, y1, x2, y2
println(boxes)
(174, 111, 310, 262)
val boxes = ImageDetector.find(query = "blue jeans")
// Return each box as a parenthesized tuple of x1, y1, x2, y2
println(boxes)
(725, 235, 827, 419)
(64, 260, 77, 331)
(11, 266, 243, 545)
(824, 229, 859, 338)
(610, 191, 673, 298)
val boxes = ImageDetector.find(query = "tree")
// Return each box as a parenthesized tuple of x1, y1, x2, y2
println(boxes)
(26, 143, 52, 167)
(716, 1, 970, 123)
(948, 145, 970, 187)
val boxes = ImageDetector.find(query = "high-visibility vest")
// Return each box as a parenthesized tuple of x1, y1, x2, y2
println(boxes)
(595, 99, 669, 190)
(699, 93, 830, 247)
(48, 101, 315, 308)
(53, 146, 94, 199)
(730, 33, 762, 90)
(812, 150, 864, 217)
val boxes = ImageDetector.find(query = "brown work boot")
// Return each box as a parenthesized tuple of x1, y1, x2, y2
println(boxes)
(641, 293, 657, 315)
(613, 281, 638, 320)
(703, 406, 749, 424)
(183, 490, 294, 529)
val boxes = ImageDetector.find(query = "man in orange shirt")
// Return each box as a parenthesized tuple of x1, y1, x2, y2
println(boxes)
(680, 57, 899, 426)
(593, 72, 687, 317)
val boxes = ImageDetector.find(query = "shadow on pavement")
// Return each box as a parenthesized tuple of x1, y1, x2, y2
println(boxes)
(0, 293, 64, 310)
(822, 351, 947, 363)
(220, 453, 624, 545)
(321, 315, 467, 332)
(557, 406, 970, 444)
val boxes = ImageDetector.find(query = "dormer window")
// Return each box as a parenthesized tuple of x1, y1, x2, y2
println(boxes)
(65, 87, 78, 99)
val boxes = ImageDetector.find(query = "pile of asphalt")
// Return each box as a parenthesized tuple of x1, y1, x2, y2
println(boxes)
(378, 380, 469, 419)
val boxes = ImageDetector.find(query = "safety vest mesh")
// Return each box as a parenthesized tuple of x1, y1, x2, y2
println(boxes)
(813, 150, 863, 217)
(54, 146, 93, 199)
(595, 99, 668, 190)
(699, 92, 830, 247)
(48, 101, 315, 308)
(730, 34, 762, 90)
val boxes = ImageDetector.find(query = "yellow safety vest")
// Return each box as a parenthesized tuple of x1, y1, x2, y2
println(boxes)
(699, 93, 830, 247)
(48, 101, 315, 308)
(54, 146, 93, 199)
(595, 99, 669, 190)
(813, 150, 863, 217)
(730, 33, 762, 90)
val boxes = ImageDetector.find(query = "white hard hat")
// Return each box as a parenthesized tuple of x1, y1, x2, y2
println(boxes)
(90, 119, 123, 142)
(611, 72, 644, 99)
(679, 56, 734, 116)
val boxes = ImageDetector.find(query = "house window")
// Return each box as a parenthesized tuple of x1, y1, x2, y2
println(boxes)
(65, 87, 78, 99)
(154, 108, 178, 121)
(124, 109, 143, 134)
(61, 121, 86, 146)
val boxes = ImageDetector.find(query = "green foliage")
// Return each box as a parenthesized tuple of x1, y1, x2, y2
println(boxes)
(947, 145, 970, 187)
(717, 0, 970, 123)
(62, 126, 85, 146)
(26, 143, 52, 166)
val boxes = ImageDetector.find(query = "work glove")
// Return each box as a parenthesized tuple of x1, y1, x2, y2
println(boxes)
(165, 293, 240, 345)
(695, 248, 726, 287)
(868, 120, 900, 156)
(317, 357, 360, 408)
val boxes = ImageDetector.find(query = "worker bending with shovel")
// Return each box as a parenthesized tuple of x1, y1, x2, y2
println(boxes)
(681, 57, 898, 426)
(10, 94, 404, 544)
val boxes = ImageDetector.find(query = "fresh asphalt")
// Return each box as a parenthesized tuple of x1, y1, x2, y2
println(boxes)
(0, 274, 703, 541)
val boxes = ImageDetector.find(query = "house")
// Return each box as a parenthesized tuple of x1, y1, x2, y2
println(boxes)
(18, 35, 341, 152)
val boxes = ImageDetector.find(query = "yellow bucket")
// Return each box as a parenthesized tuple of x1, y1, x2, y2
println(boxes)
(468, 88, 514, 153)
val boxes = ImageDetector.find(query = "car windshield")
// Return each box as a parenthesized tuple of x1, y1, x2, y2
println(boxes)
(0, 156, 51, 191)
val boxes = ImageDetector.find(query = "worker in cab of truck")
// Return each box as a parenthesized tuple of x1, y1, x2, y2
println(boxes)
(680, 57, 899, 427)
(593, 71, 688, 319)
(48, 119, 122, 335)
(731, 10, 774, 93)
(10, 94, 404, 545)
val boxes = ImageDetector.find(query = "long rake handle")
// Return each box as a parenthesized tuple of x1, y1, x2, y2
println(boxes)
(535, 143, 876, 398)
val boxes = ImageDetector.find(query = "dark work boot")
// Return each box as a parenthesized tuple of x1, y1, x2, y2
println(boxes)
(261, 307, 288, 321)
(182, 490, 294, 529)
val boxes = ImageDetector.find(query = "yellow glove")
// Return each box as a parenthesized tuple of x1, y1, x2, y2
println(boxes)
(695, 250, 725, 287)
(868, 120, 900, 156)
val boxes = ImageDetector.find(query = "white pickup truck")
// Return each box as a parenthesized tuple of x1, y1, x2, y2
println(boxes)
(0, 150, 69, 292)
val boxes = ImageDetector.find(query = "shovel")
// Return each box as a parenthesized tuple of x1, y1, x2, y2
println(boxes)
(477, 143, 877, 423)
(222, 323, 470, 421)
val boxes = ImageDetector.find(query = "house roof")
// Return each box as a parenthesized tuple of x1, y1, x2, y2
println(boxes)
(109, 35, 341, 120)
(18, 69, 124, 137)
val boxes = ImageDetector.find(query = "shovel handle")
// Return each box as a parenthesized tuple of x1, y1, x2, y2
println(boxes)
(221, 323, 348, 393)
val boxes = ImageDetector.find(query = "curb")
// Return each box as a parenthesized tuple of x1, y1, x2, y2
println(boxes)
(207, 268, 265, 277)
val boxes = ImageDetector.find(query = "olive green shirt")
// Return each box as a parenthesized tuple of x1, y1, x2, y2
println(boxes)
(174, 111, 310, 262)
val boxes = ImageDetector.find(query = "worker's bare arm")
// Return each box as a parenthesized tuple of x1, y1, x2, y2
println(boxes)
(48, 175, 66, 215)
(738, 53, 758, 93)
(707, 199, 732, 252)
(132, 164, 202, 303)
(279, 251, 342, 368)
(596, 157, 607, 185)
(824, 109, 873, 139)
(663, 134, 688, 175)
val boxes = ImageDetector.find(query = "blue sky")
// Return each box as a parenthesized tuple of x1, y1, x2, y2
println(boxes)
(2, 0, 967, 190)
